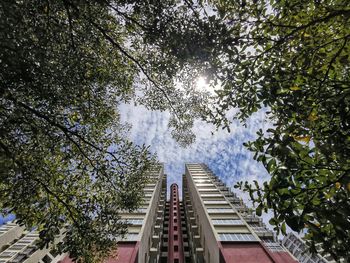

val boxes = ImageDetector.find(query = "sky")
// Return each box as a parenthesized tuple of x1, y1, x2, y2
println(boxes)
(119, 102, 277, 230)
(1, 98, 276, 230)
(119, 103, 271, 191)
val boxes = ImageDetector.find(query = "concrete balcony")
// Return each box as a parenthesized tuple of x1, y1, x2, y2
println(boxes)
(154, 225, 161, 235)
(195, 247, 205, 263)
(187, 210, 194, 216)
(243, 216, 261, 223)
(190, 225, 199, 236)
(253, 228, 274, 238)
(234, 206, 249, 213)
(151, 235, 160, 248)
(193, 235, 201, 247)
(218, 186, 229, 191)
(156, 217, 163, 224)
(149, 245, 159, 263)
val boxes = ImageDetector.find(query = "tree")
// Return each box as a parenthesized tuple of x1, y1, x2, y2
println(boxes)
(0, 0, 224, 261)
(1, 0, 349, 261)
(0, 1, 160, 261)
(194, 0, 349, 261)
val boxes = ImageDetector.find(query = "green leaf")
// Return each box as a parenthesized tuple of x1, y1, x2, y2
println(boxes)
(281, 222, 286, 235)
(256, 203, 263, 216)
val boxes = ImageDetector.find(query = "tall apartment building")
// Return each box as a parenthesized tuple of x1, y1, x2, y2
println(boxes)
(182, 163, 297, 263)
(282, 232, 335, 263)
(0, 163, 301, 263)
(61, 164, 167, 263)
(0, 165, 166, 263)
(0, 222, 65, 263)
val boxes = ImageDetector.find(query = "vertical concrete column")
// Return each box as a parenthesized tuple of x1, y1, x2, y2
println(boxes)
(168, 184, 184, 263)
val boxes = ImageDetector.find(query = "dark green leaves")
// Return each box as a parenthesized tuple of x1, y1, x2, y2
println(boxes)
(1, 0, 349, 261)
(208, 1, 350, 260)
(256, 203, 263, 216)
(0, 1, 157, 262)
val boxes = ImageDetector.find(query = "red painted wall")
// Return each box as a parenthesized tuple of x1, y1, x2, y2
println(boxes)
(168, 183, 184, 263)
(219, 242, 276, 263)
(105, 242, 139, 263)
(219, 242, 297, 263)
(59, 242, 138, 263)
(270, 251, 298, 263)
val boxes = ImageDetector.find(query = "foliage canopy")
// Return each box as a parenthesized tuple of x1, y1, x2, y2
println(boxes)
(205, 1, 350, 261)
(1, 0, 349, 262)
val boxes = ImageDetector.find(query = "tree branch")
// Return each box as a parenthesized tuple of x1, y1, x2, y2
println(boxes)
(87, 20, 184, 124)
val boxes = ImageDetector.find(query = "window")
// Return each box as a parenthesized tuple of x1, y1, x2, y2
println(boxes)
(0, 251, 17, 257)
(49, 249, 59, 257)
(42, 255, 52, 263)
(204, 200, 229, 204)
(200, 194, 222, 197)
(135, 208, 147, 213)
(194, 179, 211, 183)
(174, 245, 178, 252)
(207, 208, 233, 213)
(9, 244, 26, 250)
(218, 233, 257, 242)
(262, 240, 285, 252)
(212, 219, 244, 225)
(126, 219, 144, 225)
(174, 235, 178, 241)
(198, 188, 220, 192)
(122, 233, 139, 241)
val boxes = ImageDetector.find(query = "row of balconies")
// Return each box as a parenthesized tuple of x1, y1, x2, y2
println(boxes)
(0, 233, 38, 262)
(251, 226, 274, 238)
(148, 189, 167, 263)
(242, 215, 261, 223)
(157, 200, 193, 262)
(183, 197, 204, 263)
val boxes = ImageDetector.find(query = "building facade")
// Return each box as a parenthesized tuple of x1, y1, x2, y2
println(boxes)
(182, 163, 297, 263)
(0, 163, 300, 263)
(0, 222, 65, 263)
(282, 232, 335, 263)
(0, 165, 166, 263)
(62, 164, 167, 263)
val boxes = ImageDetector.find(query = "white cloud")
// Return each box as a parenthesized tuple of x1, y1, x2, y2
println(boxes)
(119, 103, 278, 230)
(119, 103, 271, 186)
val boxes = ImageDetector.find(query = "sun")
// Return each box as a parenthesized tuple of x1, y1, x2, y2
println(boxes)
(195, 76, 208, 91)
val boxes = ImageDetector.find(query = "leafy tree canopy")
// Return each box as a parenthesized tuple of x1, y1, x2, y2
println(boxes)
(1, 0, 350, 262)
(0, 0, 235, 261)
(0, 0, 206, 261)
(198, 0, 349, 261)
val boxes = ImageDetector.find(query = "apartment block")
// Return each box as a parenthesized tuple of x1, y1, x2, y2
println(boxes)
(61, 164, 166, 263)
(0, 163, 306, 263)
(0, 222, 65, 263)
(0, 165, 166, 263)
(182, 163, 297, 263)
(282, 232, 335, 263)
